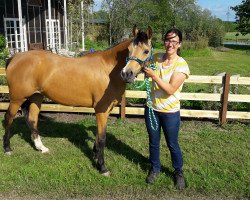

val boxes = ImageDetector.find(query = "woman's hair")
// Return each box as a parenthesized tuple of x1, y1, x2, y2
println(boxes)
(164, 28, 182, 56)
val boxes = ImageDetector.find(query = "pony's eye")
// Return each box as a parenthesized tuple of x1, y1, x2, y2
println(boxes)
(144, 50, 149, 54)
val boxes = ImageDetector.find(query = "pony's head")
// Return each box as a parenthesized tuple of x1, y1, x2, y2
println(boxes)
(121, 25, 153, 83)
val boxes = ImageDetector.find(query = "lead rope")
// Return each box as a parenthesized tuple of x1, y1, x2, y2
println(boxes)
(127, 49, 158, 131)
(136, 62, 158, 131)
(144, 62, 158, 131)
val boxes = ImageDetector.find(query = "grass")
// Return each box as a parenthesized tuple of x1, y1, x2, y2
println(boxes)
(0, 114, 249, 199)
(224, 32, 250, 42)
(183, 47, 250, 76)
(154, 44, 250, 76)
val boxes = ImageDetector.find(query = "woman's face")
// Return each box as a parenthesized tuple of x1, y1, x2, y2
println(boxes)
(164, 32, 181, 56)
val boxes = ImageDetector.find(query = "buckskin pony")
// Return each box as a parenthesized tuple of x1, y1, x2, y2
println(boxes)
(3, 25, 153, 175)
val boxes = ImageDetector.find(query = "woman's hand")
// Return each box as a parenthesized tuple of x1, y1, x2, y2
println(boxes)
(143, 67, 156, 79)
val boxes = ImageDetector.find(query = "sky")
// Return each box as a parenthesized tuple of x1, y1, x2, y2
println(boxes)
(93, 0, 242, 22)
(197, 0, 242, 21)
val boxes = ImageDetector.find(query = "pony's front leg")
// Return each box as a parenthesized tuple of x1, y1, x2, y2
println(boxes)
(94, 112, 111, 176)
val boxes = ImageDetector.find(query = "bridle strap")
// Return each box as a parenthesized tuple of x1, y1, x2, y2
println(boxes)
(126, 47, 153, 66)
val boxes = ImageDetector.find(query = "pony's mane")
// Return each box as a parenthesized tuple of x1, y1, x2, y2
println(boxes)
(133, 31, 149, 45)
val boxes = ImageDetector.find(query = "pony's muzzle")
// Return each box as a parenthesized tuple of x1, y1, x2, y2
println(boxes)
(121, 69, 135, 83)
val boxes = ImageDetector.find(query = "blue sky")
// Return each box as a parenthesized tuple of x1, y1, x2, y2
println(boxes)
(197, 0, 242, 21)
(93, 0, 242, 21)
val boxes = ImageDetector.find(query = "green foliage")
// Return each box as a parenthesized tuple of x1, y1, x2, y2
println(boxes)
(0, 34, 6, 50)
(99, 0, 225, 47)
(0, 48, 9, 67)
(181, 83, 221, 110)
(0, 34, 9, 67)
(84, 38, 109, 50)
(223, 21, 238, 32)
(182, 38, 209, 50)
(206, 19, 225, 47)
(231, 0, 250, 35)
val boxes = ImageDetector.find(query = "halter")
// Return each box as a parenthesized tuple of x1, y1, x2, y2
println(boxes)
(126, 47, 158, 131)
(126, 47, 153, 67)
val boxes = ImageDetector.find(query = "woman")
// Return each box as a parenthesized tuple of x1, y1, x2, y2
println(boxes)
(143, 28, 190, 190)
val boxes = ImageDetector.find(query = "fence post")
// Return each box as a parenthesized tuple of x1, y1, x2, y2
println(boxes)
(220, 73, 230, 126)
(120, 92, 126, 119)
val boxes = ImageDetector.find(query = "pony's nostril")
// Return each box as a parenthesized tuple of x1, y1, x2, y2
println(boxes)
(121, 70, 126, 79)
(121, 69, 134, 82)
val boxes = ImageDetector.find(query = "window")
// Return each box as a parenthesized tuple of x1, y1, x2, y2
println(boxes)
(4, 18, 28, 52)
(46, 19, 61, 52)
(27, 0, 42, 7)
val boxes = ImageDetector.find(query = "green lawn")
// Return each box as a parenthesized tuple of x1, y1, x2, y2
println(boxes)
(224, 32, 250, 42)
(0, 115, 249, 199)
(154, 44, 250, 76)
(185, 48, 250, 76)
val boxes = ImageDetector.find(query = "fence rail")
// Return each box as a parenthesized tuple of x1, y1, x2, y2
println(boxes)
(0, 68, 249, 124)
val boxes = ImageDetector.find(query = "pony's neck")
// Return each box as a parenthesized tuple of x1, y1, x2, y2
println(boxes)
(105, 39, 132, 68)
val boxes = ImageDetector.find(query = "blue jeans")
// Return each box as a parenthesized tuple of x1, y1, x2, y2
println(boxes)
(145, 106, 183, 173)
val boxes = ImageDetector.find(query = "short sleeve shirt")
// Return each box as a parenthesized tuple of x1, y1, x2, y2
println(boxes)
(150, 53, 190, 113)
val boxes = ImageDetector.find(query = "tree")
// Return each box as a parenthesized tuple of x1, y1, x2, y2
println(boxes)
(67, 0, 94, 51)
(97, 0, 226, 47)
(231, 0, 250, 35)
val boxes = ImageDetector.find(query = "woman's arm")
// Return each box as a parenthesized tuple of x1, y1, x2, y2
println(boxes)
(143, 67, 186, 95)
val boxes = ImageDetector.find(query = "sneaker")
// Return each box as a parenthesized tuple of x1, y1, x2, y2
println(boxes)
(174, 171, 186, 190)
(146, 171, 160, 184)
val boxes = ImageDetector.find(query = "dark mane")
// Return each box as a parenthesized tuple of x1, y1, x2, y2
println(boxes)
(133, 31, 149, 45)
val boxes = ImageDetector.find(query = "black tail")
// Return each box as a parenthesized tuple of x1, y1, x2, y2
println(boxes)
(21, 99, 41, 134)
(21, 99, 31, 119)
(5, 57, 14, 69)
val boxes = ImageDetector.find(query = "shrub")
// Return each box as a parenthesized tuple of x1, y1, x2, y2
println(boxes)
(183, 37, 209, 50)
(0, 34, 6, 51)
(84, 38, 108, 51)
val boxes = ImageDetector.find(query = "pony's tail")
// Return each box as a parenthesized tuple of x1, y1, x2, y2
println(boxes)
(5, 57, 13, 69)
(21, 99, 31, 119)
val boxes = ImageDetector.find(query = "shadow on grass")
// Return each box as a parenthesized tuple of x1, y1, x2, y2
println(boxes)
(224, 44, 250, 51)
(2, 114, 172, 177)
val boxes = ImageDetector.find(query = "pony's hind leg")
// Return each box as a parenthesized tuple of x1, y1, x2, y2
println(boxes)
(3, 100, 25, 155)
(23, 93, 49, 153)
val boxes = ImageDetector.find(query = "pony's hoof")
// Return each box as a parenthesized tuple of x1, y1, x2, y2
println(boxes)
(101, 170, 111, 176)
(5, 151, 12, 156)
(41, 147, 49, 154)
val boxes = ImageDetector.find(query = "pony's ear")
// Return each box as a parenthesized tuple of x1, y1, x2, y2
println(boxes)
(147, 26, 153, 40)
(133, 25, 139, 37)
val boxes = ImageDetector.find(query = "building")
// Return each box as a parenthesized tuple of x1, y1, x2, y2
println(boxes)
(0, 0, 69, 53)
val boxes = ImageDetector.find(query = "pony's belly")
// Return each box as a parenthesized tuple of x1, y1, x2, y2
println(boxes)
(44, 92, 94, 107)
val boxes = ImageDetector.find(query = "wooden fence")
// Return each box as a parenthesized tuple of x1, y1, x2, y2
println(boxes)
(0, 68, 249, 125)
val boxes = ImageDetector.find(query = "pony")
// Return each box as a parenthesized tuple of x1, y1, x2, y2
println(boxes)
(3, 25, 153, 176)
